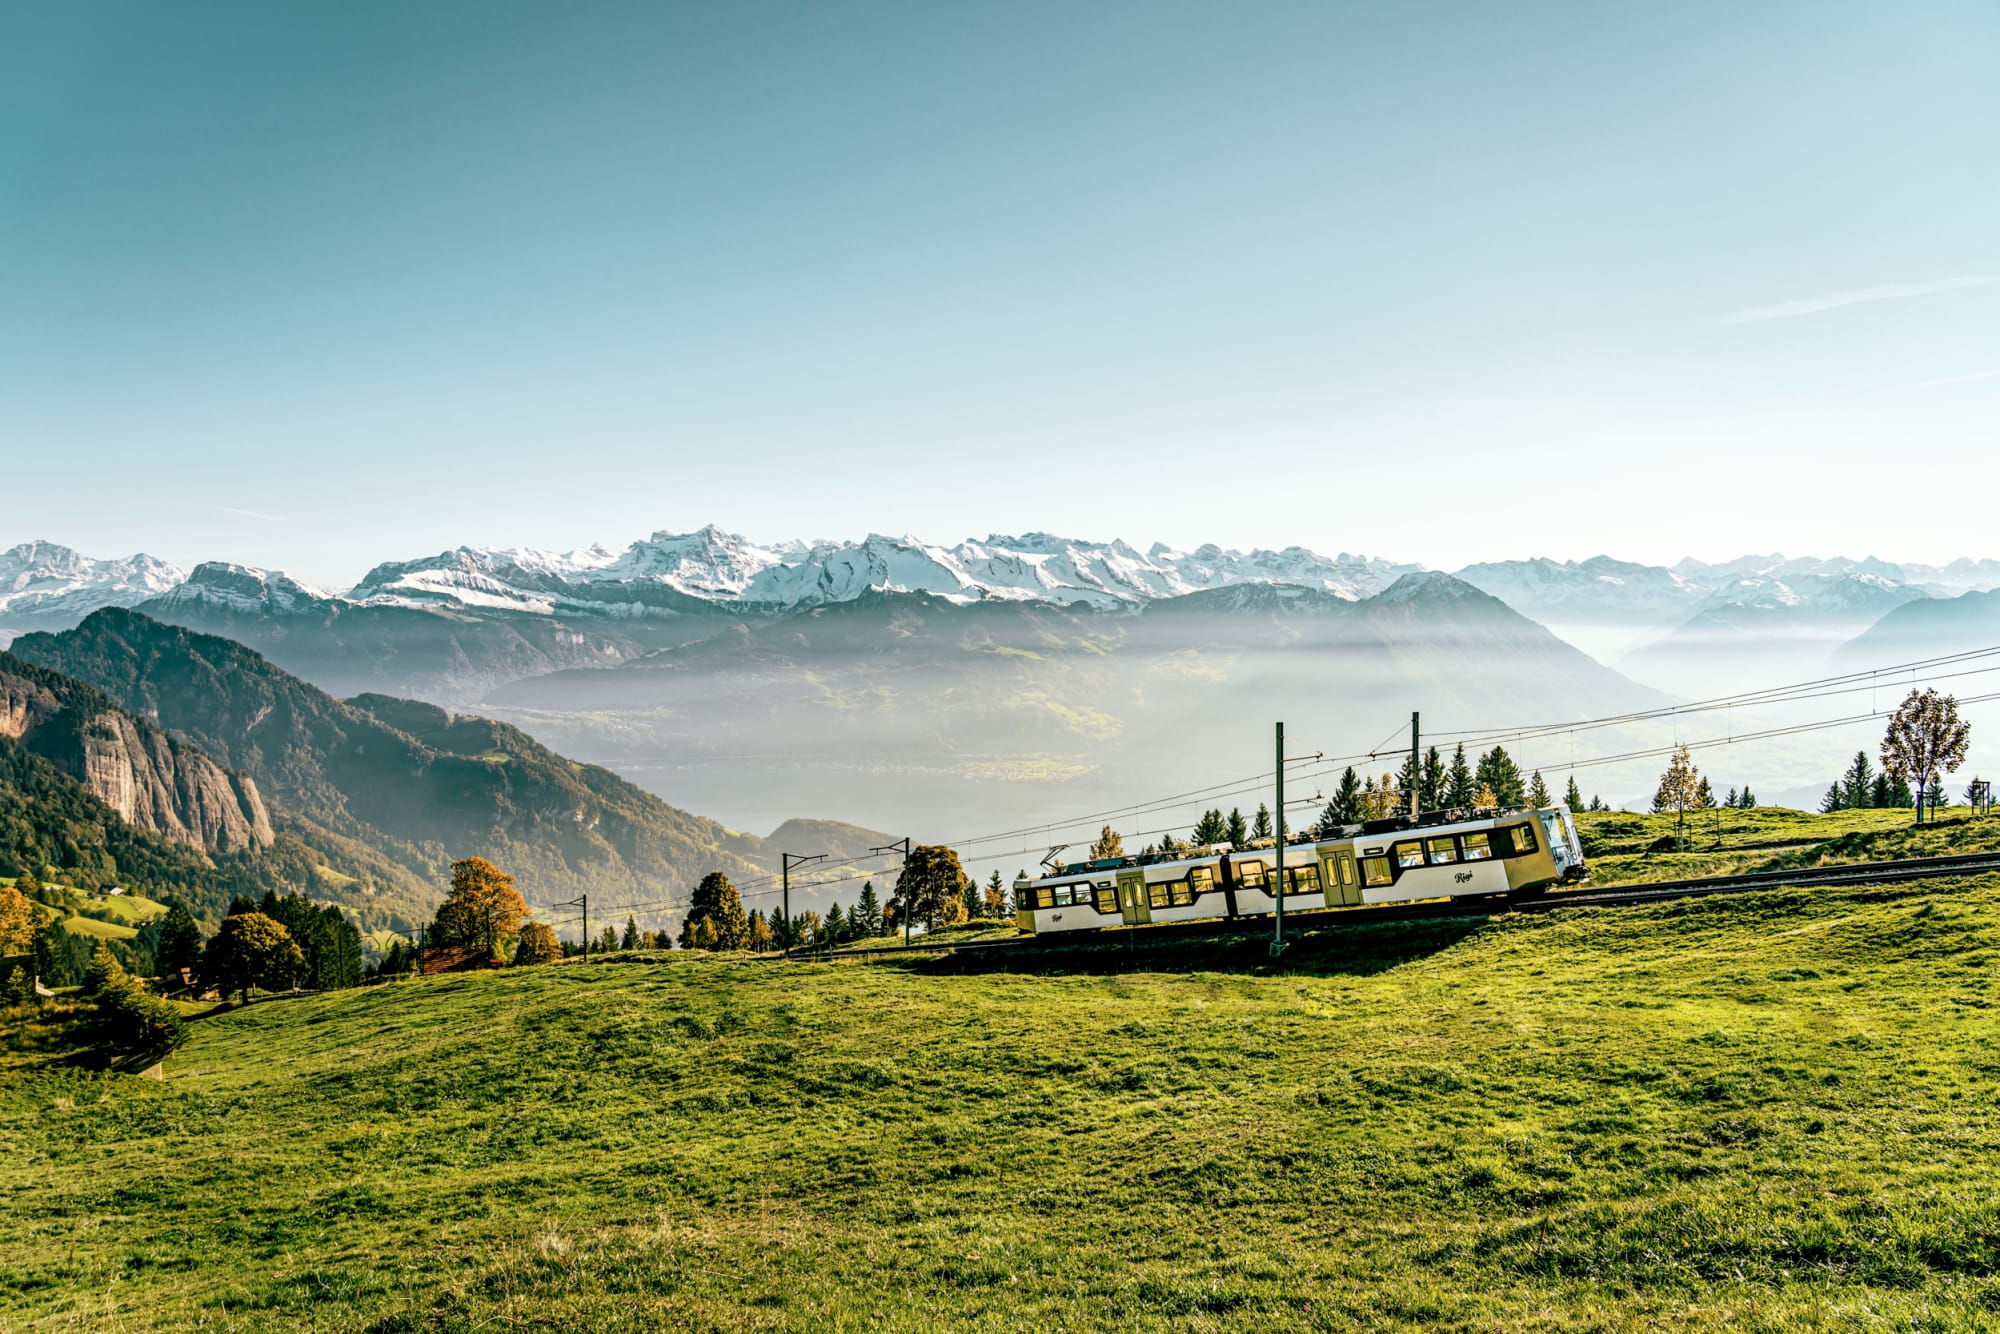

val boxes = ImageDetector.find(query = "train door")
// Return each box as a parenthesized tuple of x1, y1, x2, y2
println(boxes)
(1117, 870, 1150, 925)
(1321, 848, 1362, 907)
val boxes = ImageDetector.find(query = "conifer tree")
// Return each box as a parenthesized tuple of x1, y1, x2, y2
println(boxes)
(1724, 786, 1738, 809)
(597, 925, 620, 955)
(1870, 772, 1891, 809)
(1088, 825, 1124, 859)
(1252, 804, 1272, 840)
(1695, 776, 1715, 809)
(680, 871, 750, 950)
(1191, 809, 1228, 846)
(152, 899, 204, 980)
(1331, 766, 1362, 824)
(983, 869, 1008, 918)
(1421, 746, 1446, 811)
(1819, 783, 1844, 814)
(1564, 775, 1584, 810)
(1529, 771, 1550, 807)
(747, 910, 774, 952)
(824, 902, 847, 943)
(1841, 751, 1874, 810)
(1446, 744, 1477, 808)
(1739, 787, 1756, 809)
(1225, 808, 1248, 847)
(854, 882, 883, 937)
(621, 916, 640, 951)
(1475, 747, 1527, 808)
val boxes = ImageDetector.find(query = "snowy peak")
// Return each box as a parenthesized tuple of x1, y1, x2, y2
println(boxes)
(0, 541, 186, 620)
(151, 562, 335, 615)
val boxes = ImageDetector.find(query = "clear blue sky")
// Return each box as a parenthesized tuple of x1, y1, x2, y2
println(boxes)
(3, 1, 1996, 587)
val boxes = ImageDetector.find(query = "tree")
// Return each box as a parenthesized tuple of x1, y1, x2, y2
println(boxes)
(1225, 808, 1248, 847)
(680, 871, 749, 950)
(1652, 744, 1701, 847)
(204, 912, 305, 1002)
(1739, 786, 1757, 810)
(982, 869, 1008, 919)
(1564, 775, 1583, 810)
(1841, 751, 1874, 810)
(824, 902, 849, 942)
(1475, 747, 1527, 808)
(432, 857, 527, 960)
(1362, 773, 1403, 820)
(151, 899, 204, 980)
(1724, 786, 1738, 809)
(1695, 776, 1715, 809)
(596, 924, 620, 955)
(1529, 771, 1550, 808)
(83, 942, 130, 997)
(1252, 804, 1272, 841)
(853, 882, 884, 937)
(747, 910, 774, 952)
(1089, 825, 1124, 859)
(513, 921, 561, 966)
(895, 845, 971, 931)
(0, 881, 35, 956)
(1191, 809, 1228, 847)
(1445, 744, 1477, 808)
(1329, 767, 1362, 825)
(1881, 688, 1972, 825)
(797, 910, 823, 948)
(690, 918, 718, 951)
(1420, 746, 1446, 812)
(621, 916, 640, 951)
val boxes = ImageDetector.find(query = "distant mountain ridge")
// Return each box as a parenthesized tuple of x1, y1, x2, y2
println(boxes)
(9, 610, 892, 926)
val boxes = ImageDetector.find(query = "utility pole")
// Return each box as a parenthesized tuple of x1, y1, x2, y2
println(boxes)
(560, 894, 587, 960)
(1410, 711, 1420, 818)
(781, 852, 827, 956)
(1272, 720, 1287, 958)
(870, 838, 911, 944)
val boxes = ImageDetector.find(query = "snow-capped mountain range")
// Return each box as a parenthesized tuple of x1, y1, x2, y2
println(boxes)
(7, 532, 2000, 637)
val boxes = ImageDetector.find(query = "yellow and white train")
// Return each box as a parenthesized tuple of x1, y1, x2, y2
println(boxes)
(1013, 806, 1588, 936)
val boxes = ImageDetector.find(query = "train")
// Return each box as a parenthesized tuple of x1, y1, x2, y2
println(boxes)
(1013, 805, 1589, 936)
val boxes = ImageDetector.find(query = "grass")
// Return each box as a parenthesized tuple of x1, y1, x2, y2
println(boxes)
(6, 868, 2000, 1331)
(56, 914, 138, 941)
(1578, 807, 2000, 887)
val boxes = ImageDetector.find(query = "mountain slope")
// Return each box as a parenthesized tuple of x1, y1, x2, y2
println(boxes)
(1833, 588, 2000, 667)
(0, 651, 273, 854)
(0, 542, 184, 639)
(10, 611, 882, 921)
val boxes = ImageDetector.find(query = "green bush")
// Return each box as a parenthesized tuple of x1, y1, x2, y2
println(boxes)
(91, 982, 185, 1058)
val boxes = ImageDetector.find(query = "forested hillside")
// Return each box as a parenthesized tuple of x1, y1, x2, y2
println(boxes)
(11, 611, 879, 921)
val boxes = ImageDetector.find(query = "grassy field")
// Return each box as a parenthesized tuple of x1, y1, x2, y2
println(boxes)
(1577, 806, 2000, 887)
(5, 863, 2000, 1331)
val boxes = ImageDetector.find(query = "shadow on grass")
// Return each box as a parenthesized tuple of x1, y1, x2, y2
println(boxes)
(900, 912, 1490, 978)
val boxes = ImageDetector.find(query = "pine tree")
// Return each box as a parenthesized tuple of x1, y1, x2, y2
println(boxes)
(152, 899, 203, 981)
(960, 871, 983, 920)
(1739, 787, 1756, 809)
(1819, 783, 1844, 814)
(1421, 746, 1446, 812)
(597, 925, 620, 955)
(1588, 795, 1605, 812)
(1695, 776, 1715, 809)
(1089, 825, 1124, 859)
(621, 916, 640, 950)
(1475, 747, 1527, 808)
(1191, 809, 1229, 846)
(1446, 744, 1477, 808)
(983, 869, 1008, 918)
(1870, 772, 1891, 809)
(853, 882, 883, 937)
(1252, 804, 1272, 840)
(1331, 767, 1362, 824)
(1564, 775, 1583, 810)
(1529, 771, 1550, 807)
(824, 902, 847, 943)
(1225, 808, 1248, 847)
(1841, 751, 1873, 810)
(1724, 786, 1738, 809)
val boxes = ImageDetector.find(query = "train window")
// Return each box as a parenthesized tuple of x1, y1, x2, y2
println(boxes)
(1506, 825, 1537, 855)
(1288, 866, 1320, 895)
(1339, 857, 1355, 886)
(1094, 886, 1119, 914)
(1168, 880, 1194, 908)
(1462, 833, 1493, 861)
(1033, 887, 1056, 910)
(1394, 842, 1425, 869)
(1427, 838, 1458, 864)
(1363, 856, 1393, 886)
(1190, 866, 1214, 895)
(1148, 882, 1171, 910)
(1237, 860, 1267, 888)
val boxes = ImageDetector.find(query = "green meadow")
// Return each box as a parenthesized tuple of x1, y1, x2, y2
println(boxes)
(5, 857, 2000, 1331)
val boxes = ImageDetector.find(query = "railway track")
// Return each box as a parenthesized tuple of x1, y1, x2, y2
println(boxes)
(808, 849, 2000, 962)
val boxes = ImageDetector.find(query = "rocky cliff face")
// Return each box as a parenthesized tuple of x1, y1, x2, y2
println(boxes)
(0, 660, 274, 854)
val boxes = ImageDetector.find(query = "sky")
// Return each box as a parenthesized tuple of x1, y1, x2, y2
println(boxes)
(3, 0, 1997, 590)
